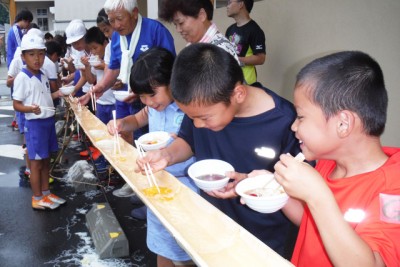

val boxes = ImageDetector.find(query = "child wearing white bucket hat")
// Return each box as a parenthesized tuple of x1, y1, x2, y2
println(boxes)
(12, 33, 65, 210)
(8, 28, 58, 180)
(20, 34, 46, 51)
(65, 19, 87, 45)
(64, 19, 92, 97)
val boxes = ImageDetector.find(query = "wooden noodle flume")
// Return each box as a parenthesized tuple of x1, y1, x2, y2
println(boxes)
(67, 98, 294, 267)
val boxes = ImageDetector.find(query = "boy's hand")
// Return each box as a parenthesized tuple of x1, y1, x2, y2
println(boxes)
(56, 90, 63, 98)
(135, 150, 169, 175)
(81, 55, 90, 67)
(106, 119, 123, 136)
(206, 171, 248, 199)
(61, 75, 74, 86)
(92, 84, 105, 98)
(31, 104, 41, 114)
(78, 93, 90, 106)
(274, 154, 329, 203)
(112, 80, 124, 90)
(93, 61, 105, 70)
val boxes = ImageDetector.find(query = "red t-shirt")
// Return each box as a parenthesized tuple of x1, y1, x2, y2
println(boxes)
(291, 147, 400, 266)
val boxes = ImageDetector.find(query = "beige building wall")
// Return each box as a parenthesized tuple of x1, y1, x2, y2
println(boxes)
(164, 0, 400, 146)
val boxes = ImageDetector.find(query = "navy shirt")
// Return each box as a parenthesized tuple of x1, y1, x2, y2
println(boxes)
(178, 87, 300, 255)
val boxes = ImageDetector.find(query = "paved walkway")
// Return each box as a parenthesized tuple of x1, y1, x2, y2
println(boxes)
(0, 63, 156, 266)
(0, 63, 12, 106)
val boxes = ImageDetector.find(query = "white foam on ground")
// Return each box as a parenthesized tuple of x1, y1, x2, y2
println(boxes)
(76, 207, 89, 214)
(44, 232, 135, 266)
(52, 215, 81, 240)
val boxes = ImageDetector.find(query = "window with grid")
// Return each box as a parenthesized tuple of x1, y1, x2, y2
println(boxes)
(37, 8, 49, 31)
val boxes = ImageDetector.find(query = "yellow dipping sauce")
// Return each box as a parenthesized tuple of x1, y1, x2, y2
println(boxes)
(142, 186, 174, 201)
(116, 155, 126, 162)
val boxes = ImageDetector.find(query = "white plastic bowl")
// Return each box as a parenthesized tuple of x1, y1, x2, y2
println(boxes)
(235, 174, 289, 213)
(137, 131, 170, 151)
(88, 59, 101, 66)
(113, 91, 131, 102)
(188, 159, 234, 191)
(60, 85, 75, 95)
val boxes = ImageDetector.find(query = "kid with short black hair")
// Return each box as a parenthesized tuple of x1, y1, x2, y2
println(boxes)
(44, 40, 63, 106)
(274, 51, 400, 266)
(136, 43, 301, 257)
(107, 47, 198, 267)
(79, 26, 115, 125)
(12, 34, 65, 210)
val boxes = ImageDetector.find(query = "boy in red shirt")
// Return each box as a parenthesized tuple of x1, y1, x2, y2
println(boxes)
(274, 51, 400, 266)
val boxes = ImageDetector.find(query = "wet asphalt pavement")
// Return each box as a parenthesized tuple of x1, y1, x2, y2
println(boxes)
(0, 63, 156, 267)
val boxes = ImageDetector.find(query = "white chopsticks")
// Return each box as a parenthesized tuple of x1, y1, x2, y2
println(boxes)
(134, 140, 160, 193)
(90, 88, 97, 111)
(30, 105, 56, 112)
(112, 110, 121, 155)
(39, 106, 56, 112)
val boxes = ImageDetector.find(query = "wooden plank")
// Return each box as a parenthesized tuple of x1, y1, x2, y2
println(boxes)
(68, 100, 294, 267)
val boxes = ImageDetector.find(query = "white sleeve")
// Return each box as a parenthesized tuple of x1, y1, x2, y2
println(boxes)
(13, 47, 21, 59)
(12, 73, 28, 101)
(41, 57, 58, 80)
(8, 58, 22, 77)
(104, 42, 111, 65)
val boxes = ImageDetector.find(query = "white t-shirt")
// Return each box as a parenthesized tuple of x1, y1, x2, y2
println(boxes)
(90, 66, 115, 105)
(12, 68, 54, 120)
(88, 42, 115, 105)
(13, 47, 22, 59)
(42, 56, 58, 81)
(8, 56, 23, 78)
(70, 46, 85, 67)
(71, 47, 91, 93)
(104, 42, 111, 65)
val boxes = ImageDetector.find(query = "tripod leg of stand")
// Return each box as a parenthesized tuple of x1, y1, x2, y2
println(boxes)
(49, 108, 74, 174)
(83, 131, 111, 203)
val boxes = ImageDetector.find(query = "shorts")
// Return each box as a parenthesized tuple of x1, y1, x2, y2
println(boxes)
(17, 112, 25, 134)
(25, 117, 59, 160)
(115, 99, 131, 119)
(96, 103, 114, 125)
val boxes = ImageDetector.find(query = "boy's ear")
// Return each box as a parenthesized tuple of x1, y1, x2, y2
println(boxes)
(232, 84, 247, 104)
(337, 110, 354, 137)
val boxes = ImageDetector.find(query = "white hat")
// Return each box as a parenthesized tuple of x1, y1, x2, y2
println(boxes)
(21, 34, 46, 51)
(65, 19, 86, 44)
(26, 28, 45, 39)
